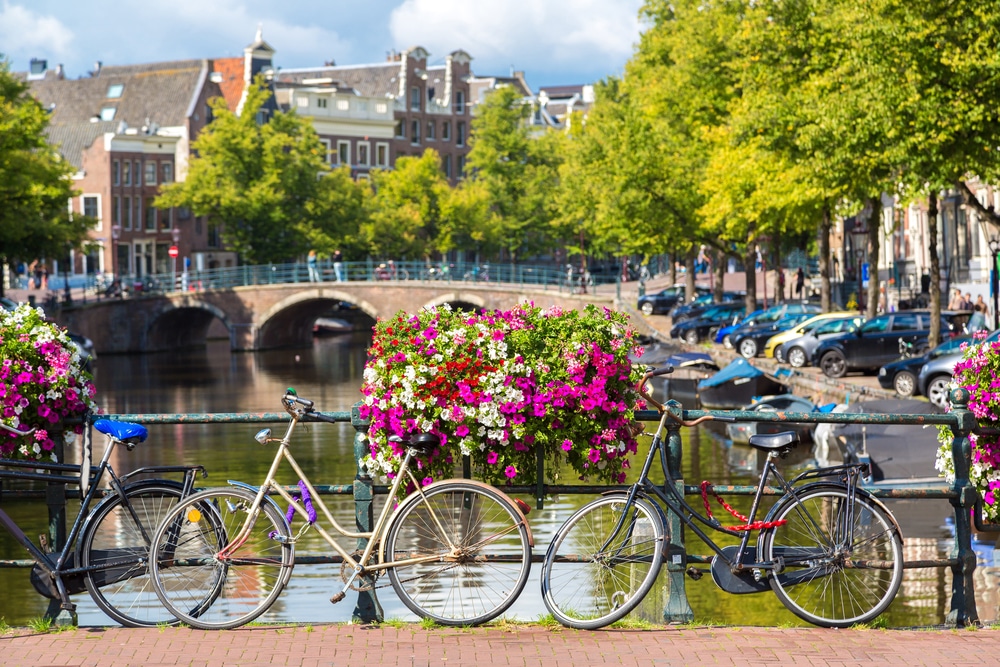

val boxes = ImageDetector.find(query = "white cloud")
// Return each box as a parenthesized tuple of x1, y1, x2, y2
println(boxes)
(387, 0, 641, 79)
(0, 1, 74, 61)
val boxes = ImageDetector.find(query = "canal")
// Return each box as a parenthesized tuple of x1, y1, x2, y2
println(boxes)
(0, 333, 998, 627)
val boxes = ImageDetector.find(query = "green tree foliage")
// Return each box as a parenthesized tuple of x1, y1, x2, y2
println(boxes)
(156, 78, 334, 264)
(0, 58, 93, 293)
(303, 165, 371, 260)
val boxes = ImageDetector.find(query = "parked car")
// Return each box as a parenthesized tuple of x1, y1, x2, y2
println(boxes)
(878, 335, 973, 397)
(915, 330, 1000, 407)
(669, 291, 744, 322)
(669, 303, 745, 344)
(762, 311, 859, 360)
(776, 316, 865, 368)
(812, 310, 965, 378)
(732, 312, 819, 358)
(714, 303, 821, 349)
(637, 285, 711, 316)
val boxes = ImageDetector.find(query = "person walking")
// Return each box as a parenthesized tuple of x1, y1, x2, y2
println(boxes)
(795, 267, 805, 299)
(968, 304, 987, 333)
(307, 249, 320, 283)
(948, 288, 963, 310)
(332, 249, 343, 282)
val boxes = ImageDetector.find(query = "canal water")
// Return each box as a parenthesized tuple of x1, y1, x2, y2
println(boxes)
(1, 334, 998, 627)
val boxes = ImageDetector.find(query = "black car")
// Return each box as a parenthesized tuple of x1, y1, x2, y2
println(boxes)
(669, 303, 745, 344)
(731, 312, 817, 359)
(813, 310, 964, 378)
(637, 285, 711, 316)
(669, 291, 744, 322)
(877, 336, 971, 397)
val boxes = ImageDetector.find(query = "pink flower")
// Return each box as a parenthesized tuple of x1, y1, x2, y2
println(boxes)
(561, 439, 573, 451)
(504, 466, 517, 479)
(455, 424, 470, 437)
(487, 451, 499, 465)
(587, 448, 601, 463)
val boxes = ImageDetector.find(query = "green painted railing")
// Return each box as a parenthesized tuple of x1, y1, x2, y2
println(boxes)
(1, 389, 986, 627)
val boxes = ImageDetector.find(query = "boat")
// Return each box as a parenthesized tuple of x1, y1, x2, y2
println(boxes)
(725, 394, 834, 445)
(696, 357, 788, 410)
(632, 348, 720, 409)
(312, 317, 352, 335)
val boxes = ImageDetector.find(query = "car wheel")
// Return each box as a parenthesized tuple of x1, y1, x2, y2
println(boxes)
(927, 376, 952, 408)
(722, 334, 733, 349)
(774, 347, 785, 363)
(684, 329, 700, 345)
(739, 338, 758, 358)
(820, 350, 847, 378)
(640, 302, 654, 316)
(892, 371, 916, 398)
(787, 347, 807, 368)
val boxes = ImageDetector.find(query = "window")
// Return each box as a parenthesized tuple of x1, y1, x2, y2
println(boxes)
(411, 120, 420, 145)
(123, 161, 131, 186)
(160, 207, 172, 232)
(457, 121, 466, 146)
(443, 154, 452, 179)
(410, 86, 421, 112)
(427, 122, 436, 140)
(112, 195, 120, 225)
(454, 90, 465, 114)
(123, 196, 132, 230)
(297, 96, 309, 108)
(358, 142, 370, 166)
(337, 141, 350, 166)
(83, 195, 99, 219)
(319, 139, 332, 164)
(859, 317, 889, 334)
(100, 106, 116, 121)
(442, 122, 451, 141)
(395, 120, 406, 139)
(890, 313, 920, 332)
(106, 84, 124, 99)
(162, 163, 173, 183)
(134, 198, 142, 230)
(144, 162, 157, 186)
(134, 160, 141, 186)
(145, 198, 156, 230)
(457, 155, 466, 176)
(375, 102, 388, 114)
(358, 100, 368, 112)
(376, 143, 389, 167)
(113, 160, 120, 186)
(208, 222, 221, 248)
(317, 98, 328, 108)
(336, 99, 349, 111)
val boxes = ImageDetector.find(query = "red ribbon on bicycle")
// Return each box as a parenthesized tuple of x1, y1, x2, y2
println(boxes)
(700, 481, 786, 532)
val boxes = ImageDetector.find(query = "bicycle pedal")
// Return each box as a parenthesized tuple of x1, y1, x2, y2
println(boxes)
(330, 591, 346, 604)
(685, 566, 704, 581)
(38, 534, 52, 554)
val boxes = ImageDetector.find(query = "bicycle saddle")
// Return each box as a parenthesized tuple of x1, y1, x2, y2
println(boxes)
(389, 432, 440, 454)
(93, 419, 148, 443)
(747, 430, 799, 456)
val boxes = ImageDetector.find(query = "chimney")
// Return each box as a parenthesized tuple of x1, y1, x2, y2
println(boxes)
(92, 61, 102, 77)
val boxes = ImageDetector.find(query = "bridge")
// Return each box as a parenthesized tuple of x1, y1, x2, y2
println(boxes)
(52, 278, 625, 353)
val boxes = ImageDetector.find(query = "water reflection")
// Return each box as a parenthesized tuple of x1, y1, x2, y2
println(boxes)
(0, 335, 996, 627)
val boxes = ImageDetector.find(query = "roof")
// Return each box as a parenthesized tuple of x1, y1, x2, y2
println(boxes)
(211, 57, 244, 112)
(276, 63, 400, 99)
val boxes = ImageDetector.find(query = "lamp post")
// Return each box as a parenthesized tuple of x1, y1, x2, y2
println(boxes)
(850, 223, 869, 313)
(990, 237, 999, 329)
(111, 224, 121, 298)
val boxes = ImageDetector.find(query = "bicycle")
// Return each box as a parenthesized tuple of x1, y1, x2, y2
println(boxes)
(540, 366, 904, 629)
(0, 420, 207, 627)
(147, 389, 532, 630)
(374, 261, 409, 281)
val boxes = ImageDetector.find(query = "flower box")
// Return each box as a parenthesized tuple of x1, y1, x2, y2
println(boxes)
(359, 303, 644, 488)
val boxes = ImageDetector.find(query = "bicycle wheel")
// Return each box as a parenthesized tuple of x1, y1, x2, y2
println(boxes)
(79, 481, 185, 627)
(383, 481, 531, 626)
(149, 487, 293, 630)
(760, 486, 903, 627)
(541, 494, 664, 629)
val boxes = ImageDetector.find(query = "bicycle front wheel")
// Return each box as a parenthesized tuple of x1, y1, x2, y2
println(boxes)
(79, 481, 184, 627)
(149, 487, 293, 630)
(384, 481, 531, 626)
(760, 486, 903, 627)
(541, 494, 664, 629)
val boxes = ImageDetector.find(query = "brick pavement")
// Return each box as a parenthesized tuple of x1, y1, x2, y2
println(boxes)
(2, 624, 996, 667)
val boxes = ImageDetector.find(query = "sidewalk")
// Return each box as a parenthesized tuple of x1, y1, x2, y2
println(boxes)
(3, 623, 996, 667)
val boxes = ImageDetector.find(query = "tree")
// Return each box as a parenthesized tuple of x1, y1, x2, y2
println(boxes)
(0, 58, 94, 296)
(303, 166, 371, 260)
(155, 78, 331, 264)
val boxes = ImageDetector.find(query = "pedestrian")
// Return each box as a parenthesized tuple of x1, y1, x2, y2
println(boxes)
(968, 304, 987, 333)
(963, 292, 974, 310)
(332, 249, 343, 282)
(795, 267, 804, 299)
(777, 270, 785, 302)
(307, 249, 320, 283)
(40, 263, 49, 290)
(948, 288, 963, 310)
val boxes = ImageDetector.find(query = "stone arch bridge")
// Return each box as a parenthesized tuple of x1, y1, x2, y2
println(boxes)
(55, 282, 621, 354)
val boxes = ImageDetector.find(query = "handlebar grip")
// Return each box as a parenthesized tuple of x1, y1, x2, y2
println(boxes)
(712, 416, 737, 423)
(649, 365, 675, 377)
(304, 411, 338, 423)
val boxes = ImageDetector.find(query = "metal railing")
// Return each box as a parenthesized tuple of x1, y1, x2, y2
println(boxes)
(0, 389, 986, 626)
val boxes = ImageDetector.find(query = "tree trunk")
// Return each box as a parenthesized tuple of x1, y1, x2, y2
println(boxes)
(684, 250, 696, 303)
(669, 254, 677, 285)
(928, 191, 941, 349)
(819, 208, 831, 312)
(772, 233, 783, 303)
(713, 249, 724, 302)
(866, 196, 881, 320)
(744, 242, 758, 314)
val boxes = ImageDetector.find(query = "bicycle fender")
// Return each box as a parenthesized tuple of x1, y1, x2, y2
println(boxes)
(226, 480, 291, 530)
(760, 482, 903, 543)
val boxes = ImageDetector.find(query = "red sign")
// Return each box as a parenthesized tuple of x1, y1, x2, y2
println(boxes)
(168, 245, 179, 258)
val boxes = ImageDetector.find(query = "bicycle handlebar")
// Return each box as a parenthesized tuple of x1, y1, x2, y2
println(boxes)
(281, 389, 341, 423)
(0, 422, 37, 437)
(636, 365, 734, 427)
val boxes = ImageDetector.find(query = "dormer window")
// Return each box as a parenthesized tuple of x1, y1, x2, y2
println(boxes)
(410, 87, 421, 112)
(106, 84, 124, 98)
(100, 107, 117, 121)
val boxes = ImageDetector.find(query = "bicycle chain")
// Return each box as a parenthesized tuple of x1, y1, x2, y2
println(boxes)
(338, 550, 462, 592)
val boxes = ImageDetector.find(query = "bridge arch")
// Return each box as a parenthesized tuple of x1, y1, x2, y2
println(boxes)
(421, 292, 488, 312)
(256, 288, 378, 349)
(146, 300, 232, 351)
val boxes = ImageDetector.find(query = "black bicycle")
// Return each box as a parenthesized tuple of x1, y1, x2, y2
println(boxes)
(540, 365, 904, 629)
(0, 420, 208, 626)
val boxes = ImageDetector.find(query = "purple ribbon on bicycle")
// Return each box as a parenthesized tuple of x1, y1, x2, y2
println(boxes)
(286, 480, 318, 525)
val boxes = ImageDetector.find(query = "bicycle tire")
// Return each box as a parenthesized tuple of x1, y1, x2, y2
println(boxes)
(149, 487, 293, 630)
(759, 486, 903, 627)
(541, 494, 664, 629)
(383, 481, 531, 626)
(79, 481, 185, 627)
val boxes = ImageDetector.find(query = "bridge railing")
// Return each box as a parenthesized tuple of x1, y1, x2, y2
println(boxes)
(2, 392, 984, 627)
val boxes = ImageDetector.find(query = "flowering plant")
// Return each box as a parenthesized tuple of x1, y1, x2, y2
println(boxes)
(0, 304, 98, 461)
(935, 330, 1000, 520)
(359, 303, 645, 489)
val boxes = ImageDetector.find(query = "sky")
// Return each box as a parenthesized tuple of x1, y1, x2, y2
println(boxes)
(0, 0, 645, 88)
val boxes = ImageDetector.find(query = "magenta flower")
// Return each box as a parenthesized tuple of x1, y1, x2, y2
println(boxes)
(504, 466, 517, 479)
(487, 451, 499, 465)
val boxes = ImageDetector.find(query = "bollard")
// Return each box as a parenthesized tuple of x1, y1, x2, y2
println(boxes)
(945, 388, 979, 626)
(351, 403, 382, 623)
(662, 400, 694, 622)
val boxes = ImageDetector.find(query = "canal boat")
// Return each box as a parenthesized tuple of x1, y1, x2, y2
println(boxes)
(696, 357, 788, 410)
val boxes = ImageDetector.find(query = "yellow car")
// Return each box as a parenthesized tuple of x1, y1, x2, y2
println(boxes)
(763, 311, 859, 360)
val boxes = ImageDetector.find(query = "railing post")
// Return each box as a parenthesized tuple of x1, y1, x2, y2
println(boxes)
(662, 400, 694, 622)
(946, 388, 979, 627)
(350, 403, 382, 623)
(44, 427, 76, 625)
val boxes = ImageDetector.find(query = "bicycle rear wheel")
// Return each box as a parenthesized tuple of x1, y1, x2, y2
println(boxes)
(383, 481, 531, 626)
(79, 481, 184, 627)
(760, 486, 903, 627)
(149, 487, 293, 630)
(540, 494, 664, 629)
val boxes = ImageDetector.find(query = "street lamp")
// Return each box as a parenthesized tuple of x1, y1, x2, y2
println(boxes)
(850, 223, 869, 313)
(990, 236, 999, 329)
(111, 224, 121, 298)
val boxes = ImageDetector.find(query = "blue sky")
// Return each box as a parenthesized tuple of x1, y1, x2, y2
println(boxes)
(1, 0, 645, 88)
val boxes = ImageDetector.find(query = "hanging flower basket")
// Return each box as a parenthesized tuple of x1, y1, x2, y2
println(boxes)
(0, 304, 98, 461)
(935, 331, 1000, 520)
(359, 303, 645, 489)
